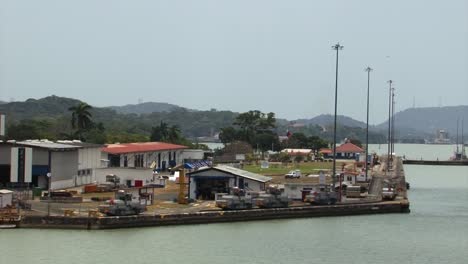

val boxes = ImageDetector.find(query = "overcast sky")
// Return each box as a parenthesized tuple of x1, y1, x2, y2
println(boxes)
(1, 0, 467, 124)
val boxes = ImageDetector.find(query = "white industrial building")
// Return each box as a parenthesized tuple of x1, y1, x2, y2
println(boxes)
(0, 140, 204, 190)
(0, 140, 105, 189)
(187, 165, 272, 200)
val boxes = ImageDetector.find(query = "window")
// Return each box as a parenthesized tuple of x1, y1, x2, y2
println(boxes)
(134, 154, 144, 167)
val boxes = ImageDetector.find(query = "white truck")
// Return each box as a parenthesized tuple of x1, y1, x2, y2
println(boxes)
(285, 170, 301, 179)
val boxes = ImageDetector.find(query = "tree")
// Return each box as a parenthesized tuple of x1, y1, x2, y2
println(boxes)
(219, 126, 238, 144)
(309, 136, 329, 150)
(68, 102, 94, 140)
(294, 155, 304, 163)
(150, 121, 169, 141)
(168, 125, 182, 143)
(221, 110, 277, 148)
(254, 132, 281, 152)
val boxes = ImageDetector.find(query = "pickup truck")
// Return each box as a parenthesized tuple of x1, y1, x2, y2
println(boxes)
(285, 170, 301, 179)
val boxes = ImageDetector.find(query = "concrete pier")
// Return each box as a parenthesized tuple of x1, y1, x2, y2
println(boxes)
(19, 200, 409, 230)
(17, 156, 410, 230)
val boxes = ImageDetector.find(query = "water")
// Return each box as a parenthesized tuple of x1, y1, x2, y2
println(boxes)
(1, 144, 467, 264)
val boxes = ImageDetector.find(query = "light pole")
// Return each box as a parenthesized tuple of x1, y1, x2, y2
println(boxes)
(391, 87, 396, 156)
(332, 43, 343, 193)
(387, 80, 393, 172)
(365, 67, 372, 181)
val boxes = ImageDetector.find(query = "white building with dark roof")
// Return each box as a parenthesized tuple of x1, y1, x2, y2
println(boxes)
(187, 165, 272, 200)
(0, 140, 105, 189)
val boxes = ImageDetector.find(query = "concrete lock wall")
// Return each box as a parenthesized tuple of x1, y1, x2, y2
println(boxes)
(18, 201, 410, 230)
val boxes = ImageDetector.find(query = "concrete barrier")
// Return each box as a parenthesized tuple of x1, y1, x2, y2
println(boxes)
(19, 200, 410, 230)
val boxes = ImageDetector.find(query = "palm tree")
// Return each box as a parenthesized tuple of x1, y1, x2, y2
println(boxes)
(68, 102, 93, 139)
(150, 121, 170, 141)
(168, 125, 181, 143)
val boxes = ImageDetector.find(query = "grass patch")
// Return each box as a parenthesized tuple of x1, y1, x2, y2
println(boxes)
(243, 161, 344, 175)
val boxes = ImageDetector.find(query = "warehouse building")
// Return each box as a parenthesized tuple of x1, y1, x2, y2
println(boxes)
(187, 165, 272, 200)
(0, 140, 105, 189)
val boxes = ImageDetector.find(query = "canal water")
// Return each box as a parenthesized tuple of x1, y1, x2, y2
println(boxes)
(1, 144, 467, 264)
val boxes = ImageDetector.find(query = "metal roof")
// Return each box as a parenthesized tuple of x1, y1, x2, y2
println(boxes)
(336, 143, 364, 153)
(188, 165, 272, 183)
(0, 189, 14, 194)
(102, 142, 188, 155)
(16, 140, 82, 151)
(56, 140, 103, 148)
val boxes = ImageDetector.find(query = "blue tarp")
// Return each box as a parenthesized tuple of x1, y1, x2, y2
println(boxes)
(184, 160, 212, 169)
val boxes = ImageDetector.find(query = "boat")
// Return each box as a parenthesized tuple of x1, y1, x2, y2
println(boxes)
(0, 224, 17, 229)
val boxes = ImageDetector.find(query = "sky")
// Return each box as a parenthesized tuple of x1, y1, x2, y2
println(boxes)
(1, 0, 467, 124)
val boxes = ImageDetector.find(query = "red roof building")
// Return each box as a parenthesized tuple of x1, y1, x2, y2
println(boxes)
(335, 143, 364, 153)
(101, 142, 189, 170)
(319, 143, 364, 160)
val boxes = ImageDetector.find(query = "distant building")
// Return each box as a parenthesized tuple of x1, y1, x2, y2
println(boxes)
(281, 148, 313, 161)
(319, 143, 364, 160)
(433, 129, 451, 144)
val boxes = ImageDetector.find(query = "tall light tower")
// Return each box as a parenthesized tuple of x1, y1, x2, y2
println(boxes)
(387, 80, 393, 171)
(332, 43, 343, 191)
(391, 87, 396, 156)
(365, 67, 372, 181)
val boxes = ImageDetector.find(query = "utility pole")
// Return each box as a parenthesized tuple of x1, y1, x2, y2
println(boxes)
(332, 43, 343, 194)
(391, 86, 396, 157)
(456, 118, 459, 155)
(387, 80, 393, 172)
(365, 67, 372, 182)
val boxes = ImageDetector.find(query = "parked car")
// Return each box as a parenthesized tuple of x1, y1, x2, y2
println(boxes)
(285, 170, 301, 179)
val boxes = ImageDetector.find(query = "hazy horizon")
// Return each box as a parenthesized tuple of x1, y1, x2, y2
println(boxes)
(1, 0, 467, 124)
(2, 94, 468, 127)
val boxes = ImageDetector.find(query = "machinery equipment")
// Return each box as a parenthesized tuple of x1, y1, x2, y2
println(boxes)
(99, 190, 146, 216)
(253, 186, 290, 208)
(215, 187, 253, 210)
(304, 186, 338, 205)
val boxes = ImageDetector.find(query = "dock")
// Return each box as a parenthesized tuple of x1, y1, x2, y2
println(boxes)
(403, 159, 468, 166)
(18, 200, 409, 230)
(15, 157, 410, 230)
